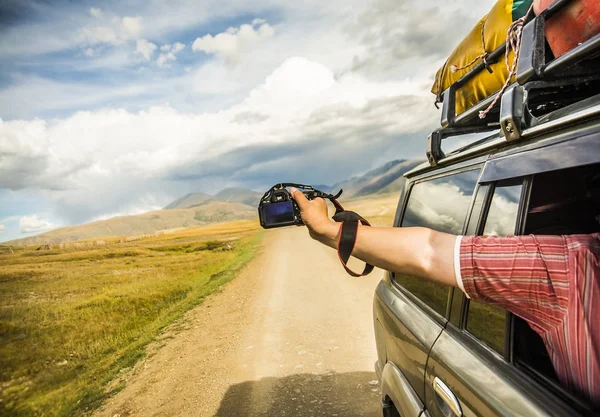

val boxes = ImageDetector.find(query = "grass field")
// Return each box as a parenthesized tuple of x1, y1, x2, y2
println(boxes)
(0, 220, 262, 417)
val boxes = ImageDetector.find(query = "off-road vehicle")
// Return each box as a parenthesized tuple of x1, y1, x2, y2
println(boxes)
(373, 1, 600, 416)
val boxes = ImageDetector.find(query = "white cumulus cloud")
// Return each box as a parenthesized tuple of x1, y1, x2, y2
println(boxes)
(0, 224, 4, 234)
(79, 15, 144, 47)
(121, 16, 143, 40)
(20, 215, 58, 234)
(136, 39, 157, 60)
(172, 42, 185, 54)
(192, 20, 275, 63)
(0, 57, 436, 224)
(156, 42, 185, 67)
(89, 7, 103, 18)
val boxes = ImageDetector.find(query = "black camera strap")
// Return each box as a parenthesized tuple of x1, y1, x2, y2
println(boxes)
(330, 199, 374, 277)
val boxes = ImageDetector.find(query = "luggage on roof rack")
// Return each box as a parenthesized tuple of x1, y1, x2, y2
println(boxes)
(431, 0, 534, 117)
(425, 0, 600, 167)
(535, 0, 600, 58)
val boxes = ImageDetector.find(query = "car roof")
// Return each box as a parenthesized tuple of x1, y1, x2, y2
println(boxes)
(405, 93, 600, 180)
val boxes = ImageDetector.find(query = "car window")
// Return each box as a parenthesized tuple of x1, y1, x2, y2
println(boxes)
(482, 182, 522, 236)
(397, 169, 479, 316)
(525, 164, 600, 235)
(466, 181, 522, 355)
(514, 163, 600, 384)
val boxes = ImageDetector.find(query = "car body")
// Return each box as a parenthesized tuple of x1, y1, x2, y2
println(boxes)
(372, 91, 600, 416)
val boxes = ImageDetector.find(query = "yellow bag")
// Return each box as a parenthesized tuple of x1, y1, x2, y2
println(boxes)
(432, 0, 533, 116)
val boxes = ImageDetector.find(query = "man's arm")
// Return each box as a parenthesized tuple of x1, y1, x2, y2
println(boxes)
(290, 188, 458, 287)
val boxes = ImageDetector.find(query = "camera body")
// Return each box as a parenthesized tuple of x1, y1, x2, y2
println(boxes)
(258, 184, 320, 229)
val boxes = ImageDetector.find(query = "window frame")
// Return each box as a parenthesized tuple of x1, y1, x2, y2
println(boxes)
(460, 176, 530, 359)
(449, 171, 594, 412)
(391, 163, 483, 325)
(509, 171, 597, 411)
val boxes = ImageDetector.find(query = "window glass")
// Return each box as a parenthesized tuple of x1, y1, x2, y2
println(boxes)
(482, 183, 522, 236)
(401, 170, 479, 234)
(466, 301, 507, 355)
(466, 182, 521, 355)
(396, 169, 479, 316)
(515, 163, 600, 384)
(525, 164, 600, 235)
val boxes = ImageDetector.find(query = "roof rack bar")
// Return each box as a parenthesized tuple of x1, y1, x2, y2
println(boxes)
(543, 33, 600, 76)
(426, 124, 501, 166)
(522, 101, 600, 138)
(543, 0, 576, 19)
(430, 0, 600, 166)
(452, 94, 498, 126)
(516, 16, 546, 82)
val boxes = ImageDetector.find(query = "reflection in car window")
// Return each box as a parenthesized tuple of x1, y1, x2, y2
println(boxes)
(402, 170, 480, 234)
(467, 182, 522, 356)
(466, 301, 506, 355)
(396, 169, 479, 316)
(483, 183, 522, 236)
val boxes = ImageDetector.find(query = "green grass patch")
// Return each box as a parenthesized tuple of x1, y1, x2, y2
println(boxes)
(0, 227, 262, 417)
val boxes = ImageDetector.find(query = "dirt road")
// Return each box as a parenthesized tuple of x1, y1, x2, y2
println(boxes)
(94, 227, 383, 417)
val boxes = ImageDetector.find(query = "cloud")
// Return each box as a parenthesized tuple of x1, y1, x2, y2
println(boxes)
(345, 0, 490, 77)
(172, 42, 185, 54)
(2, 0, 492, 235)
(0, 57, 436, 224)
(20, 215, 58, 234)
(79, 15, 144, 47)
(79, 25, 120, 45)
(0, 223, 4, 234)
(89, 7, 103, 18)
(136, 38, 157, 60)
(121, 16, 143, 39)
(0, 118, 84, 190)
(192, 20, 275, 63)
(156, 42, 185, 67)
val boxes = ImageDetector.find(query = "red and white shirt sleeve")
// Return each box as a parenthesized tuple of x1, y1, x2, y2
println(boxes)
(455, 233, 600, 405)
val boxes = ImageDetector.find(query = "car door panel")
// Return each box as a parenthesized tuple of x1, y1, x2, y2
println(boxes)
(424, 330, 580, 417)
(374, 278, 445, 404)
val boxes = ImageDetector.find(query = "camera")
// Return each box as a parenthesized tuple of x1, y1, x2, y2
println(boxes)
(258, 183, 340, 229)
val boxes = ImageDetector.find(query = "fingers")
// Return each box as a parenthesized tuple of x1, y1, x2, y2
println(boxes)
(289, 187, 309, 209)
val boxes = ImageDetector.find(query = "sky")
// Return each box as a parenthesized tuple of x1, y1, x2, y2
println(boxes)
(0, 0, 491, 242)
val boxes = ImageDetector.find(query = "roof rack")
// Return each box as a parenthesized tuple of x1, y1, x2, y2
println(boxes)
(427, 0, 600, 167)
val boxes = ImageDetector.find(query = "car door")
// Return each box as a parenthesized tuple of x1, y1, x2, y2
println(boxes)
(424, 165, 598, 416)
(374, 166, 481, 416)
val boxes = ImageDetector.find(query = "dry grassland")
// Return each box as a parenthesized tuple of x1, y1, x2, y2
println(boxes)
(0, 220, 262, 417)
(0, 193, 400, 417)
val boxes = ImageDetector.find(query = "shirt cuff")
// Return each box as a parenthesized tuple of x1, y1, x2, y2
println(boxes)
(454, 236, 469, 298)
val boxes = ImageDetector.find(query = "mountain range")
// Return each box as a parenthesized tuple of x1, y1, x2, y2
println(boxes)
(324, 159, 423, 198)
(5, 159, 423, 246)
(165, 187, 263, 209)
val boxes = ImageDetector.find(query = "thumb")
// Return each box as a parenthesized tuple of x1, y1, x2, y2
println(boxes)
(289, 187, 309, 209)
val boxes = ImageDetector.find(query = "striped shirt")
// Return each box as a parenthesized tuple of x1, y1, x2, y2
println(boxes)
(455, 234, 600, 404)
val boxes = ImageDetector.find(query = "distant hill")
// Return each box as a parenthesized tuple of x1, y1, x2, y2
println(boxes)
(163, 188, 262, 209)
(214, 187, 263, 206)
(164, 192, 214, 209)
(4, 160, 422, 246)
(330, 159, 423, 198)
(6, 202, 255, 246)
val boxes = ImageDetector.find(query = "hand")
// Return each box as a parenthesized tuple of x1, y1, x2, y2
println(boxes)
(289, 188, 338, 242)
